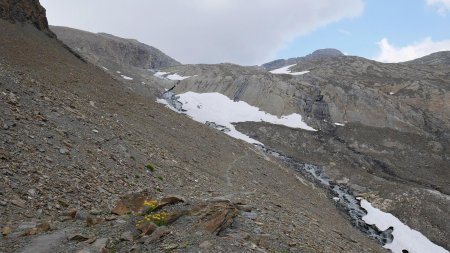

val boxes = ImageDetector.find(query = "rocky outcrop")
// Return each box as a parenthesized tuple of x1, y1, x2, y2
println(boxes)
(51, 26, 180, 70)
(0, 0, 54, 37)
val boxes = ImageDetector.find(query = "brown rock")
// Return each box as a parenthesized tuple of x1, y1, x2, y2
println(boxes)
(36, 221, 51, 233)
(69, 233, 90, 242)
(21, 221, 51, 236)
(85, 237, 97, 244)
(66, 208, 78, 219)
(157, 196, 185, 209)
(288, 241, 298, 247)
(86, 216, 104, 226)
(202, 205, 238, 235)
(0, 0, 54, 37)
(2, 226, 11, 236)
(137, 222, 157, 235)
(111, 192, 151, 215)
(147, 227, 170, 242)
(166, 210, 189, 225)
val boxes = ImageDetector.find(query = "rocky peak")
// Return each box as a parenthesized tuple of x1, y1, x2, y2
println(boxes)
(308, 48, 344, 58)
(0, 0, 54, 37)
(262, 48, 344, 70)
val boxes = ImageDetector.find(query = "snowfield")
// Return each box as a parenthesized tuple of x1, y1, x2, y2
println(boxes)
(269, 64, 310, 75)
(154, 71, 191, 80)
(158, 91, 316, 144)
(361, 199, 448, 253)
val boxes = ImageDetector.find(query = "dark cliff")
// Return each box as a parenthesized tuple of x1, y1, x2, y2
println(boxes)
(0, 0, 54, 37)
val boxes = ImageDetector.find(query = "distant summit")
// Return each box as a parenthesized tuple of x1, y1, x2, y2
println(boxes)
(0, 0, 54, 37)
(309, 48, 344, 58)
(262, 48, 344, 70)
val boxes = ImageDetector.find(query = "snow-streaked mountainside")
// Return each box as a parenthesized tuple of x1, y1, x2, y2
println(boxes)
(22, 17, 450, 252)
(158, 91, 316, 144)
(269, 64, 310, 75)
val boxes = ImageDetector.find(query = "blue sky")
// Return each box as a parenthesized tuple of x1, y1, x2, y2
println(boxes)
(277, 0, 450, 61)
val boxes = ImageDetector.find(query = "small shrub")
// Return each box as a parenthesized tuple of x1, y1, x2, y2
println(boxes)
(145, 163, 155, 172)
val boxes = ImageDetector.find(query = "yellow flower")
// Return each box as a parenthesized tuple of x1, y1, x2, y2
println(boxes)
(143, 200, 158, 208)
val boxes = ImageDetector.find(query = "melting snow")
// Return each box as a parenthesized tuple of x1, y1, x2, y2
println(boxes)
(270, 64, 310, 75)
(154, 71, 169, 78)
(153, 71, 191, 81)
(121, 75, 133, 80)
(166, 73, 191, 81)
(361, 199, 448, 253)
(158, 92, 316, 144)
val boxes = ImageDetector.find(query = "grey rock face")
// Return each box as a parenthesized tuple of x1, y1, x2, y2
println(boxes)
(51, 26, 180, 70)
(158, 52, 450, 138)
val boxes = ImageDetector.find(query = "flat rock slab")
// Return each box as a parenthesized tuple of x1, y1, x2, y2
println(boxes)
(20, 230, 67, 253)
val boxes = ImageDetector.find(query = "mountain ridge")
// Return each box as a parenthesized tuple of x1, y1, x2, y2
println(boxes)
(51, 25, 180, 70)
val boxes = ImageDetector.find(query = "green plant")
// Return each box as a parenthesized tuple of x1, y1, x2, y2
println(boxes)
(143, 200, 158, 214)
(145, 163, 155, 172)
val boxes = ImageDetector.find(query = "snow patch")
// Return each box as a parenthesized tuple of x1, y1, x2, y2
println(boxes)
(270, 64, 310, 76)
(166, 73, 191, 81)
(154, 71, 169, 78)
(361, 199, 448, 253)
(158, 92, 316, 144)
(102, 66, 108, 70)
(334, 122, 345, 126)
(153, 71, 191, 80)
(121, 75, 133, 80)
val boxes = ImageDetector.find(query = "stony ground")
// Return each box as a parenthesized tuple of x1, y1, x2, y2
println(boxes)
(0, 21, 389, 253)
(236, 121, 450, 250)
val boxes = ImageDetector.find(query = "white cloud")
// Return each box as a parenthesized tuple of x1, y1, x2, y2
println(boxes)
(374, 37, 450, 63)
(426, 0, 450, 15)
(40, 0, 363, 65)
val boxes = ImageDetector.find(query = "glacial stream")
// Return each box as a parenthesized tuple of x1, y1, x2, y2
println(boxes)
(254, 144, 394, 245)
(158, 90, 449, 253)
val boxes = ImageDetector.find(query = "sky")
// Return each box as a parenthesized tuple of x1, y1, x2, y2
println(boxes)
(40, 0, 450, 65)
